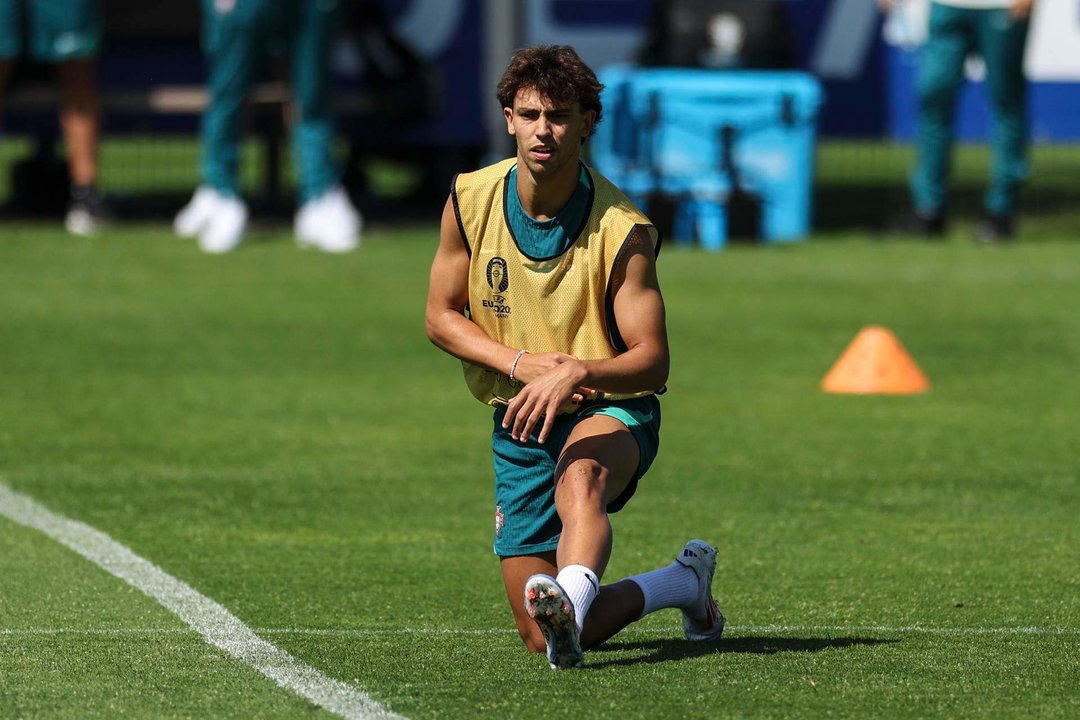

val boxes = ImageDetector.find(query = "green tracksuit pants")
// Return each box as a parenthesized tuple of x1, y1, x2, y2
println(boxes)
(199, 0, 342, 204)
(912, 2, 1030, 218)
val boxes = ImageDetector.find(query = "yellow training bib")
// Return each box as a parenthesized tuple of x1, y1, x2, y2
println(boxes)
(452, 158, 659, 410)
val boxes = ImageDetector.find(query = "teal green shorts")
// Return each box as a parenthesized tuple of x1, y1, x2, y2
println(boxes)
(491, 394, 661, 557)
(0, 0, 102, 61)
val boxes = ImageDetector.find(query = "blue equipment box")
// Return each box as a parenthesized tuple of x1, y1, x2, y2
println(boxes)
(590, 68, 823, 249)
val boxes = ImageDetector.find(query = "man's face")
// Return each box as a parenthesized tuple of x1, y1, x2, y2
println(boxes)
(504, 87, 595, 178)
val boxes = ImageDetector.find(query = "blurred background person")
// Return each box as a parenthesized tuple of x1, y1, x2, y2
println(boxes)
(882, 0, 1035, 242)
(174, 0, 361, 254)
(0, 0, 108, 235)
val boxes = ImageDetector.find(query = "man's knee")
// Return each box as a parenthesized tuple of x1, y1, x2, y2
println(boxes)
(556, 458, 608, 511)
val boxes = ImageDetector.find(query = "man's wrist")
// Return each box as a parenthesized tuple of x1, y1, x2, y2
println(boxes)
(509, 349, 528, 382)
(575, 359, 594, 388)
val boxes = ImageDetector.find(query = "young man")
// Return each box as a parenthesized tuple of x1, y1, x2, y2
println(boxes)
(174, 0, 361, 254)
(425, 45, 725, 669)
(0, 0, 108, 235)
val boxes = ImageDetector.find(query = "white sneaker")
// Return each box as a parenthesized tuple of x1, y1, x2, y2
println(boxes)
(295, 186, 362, 253)
(524, 574, 584, 669)
(675, 539, 725, 642)
(174, 186, 223, 238)
(65, 187, 110, 237)
(198, 195, 248, 254)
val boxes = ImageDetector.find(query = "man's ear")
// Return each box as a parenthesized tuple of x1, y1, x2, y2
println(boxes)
(504, 106, 516, 135)
(581, 109, 597, 139)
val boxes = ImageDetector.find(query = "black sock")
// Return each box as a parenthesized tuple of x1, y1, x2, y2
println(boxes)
(70, 184, 97, 202)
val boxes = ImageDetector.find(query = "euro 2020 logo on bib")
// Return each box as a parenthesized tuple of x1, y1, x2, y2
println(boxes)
(486, 257, 509, 293)
(483, 257, 511, 318)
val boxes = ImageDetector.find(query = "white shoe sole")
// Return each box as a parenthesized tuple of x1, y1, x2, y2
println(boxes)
(524, 575, 584, 669)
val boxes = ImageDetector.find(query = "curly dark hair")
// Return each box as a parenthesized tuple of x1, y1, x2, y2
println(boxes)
(496, 45, 604, 136)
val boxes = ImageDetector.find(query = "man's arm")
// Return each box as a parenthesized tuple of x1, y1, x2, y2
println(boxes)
(426, 195, 595, 404)
(425, 195, 521, 374)
(503, 226, 670, 443)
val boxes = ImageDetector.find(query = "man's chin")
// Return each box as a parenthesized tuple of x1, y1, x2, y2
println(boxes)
(521, 156, 563, 177)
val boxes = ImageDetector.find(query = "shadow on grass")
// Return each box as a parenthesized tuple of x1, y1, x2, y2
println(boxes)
(587, 635, 896, 669)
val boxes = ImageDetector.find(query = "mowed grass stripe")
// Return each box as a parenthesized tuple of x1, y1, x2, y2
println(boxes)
(0, 483, 405, 720)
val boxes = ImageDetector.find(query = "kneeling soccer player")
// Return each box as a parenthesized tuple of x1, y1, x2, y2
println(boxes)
(424, 45, 725, 669)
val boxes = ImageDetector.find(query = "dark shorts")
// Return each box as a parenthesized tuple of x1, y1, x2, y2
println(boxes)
(0, 0, 102, 61)
(491, 395, 661, 557)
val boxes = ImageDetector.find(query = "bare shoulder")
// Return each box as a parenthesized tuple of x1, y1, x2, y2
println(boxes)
(439, 194, 464, 246)
(623, 224, 657, 257)
(612, 225, 660, 294)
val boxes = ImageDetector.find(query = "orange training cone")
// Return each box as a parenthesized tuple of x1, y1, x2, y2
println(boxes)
(821, 326, 930, 395)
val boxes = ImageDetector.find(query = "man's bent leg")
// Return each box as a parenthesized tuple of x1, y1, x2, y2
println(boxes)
(500, 552, 557, 653)
(554, 415, 638, 576)
(553, 415, 640, 647)
(584, 539, 726, 649)
(579, 580, 645, 649)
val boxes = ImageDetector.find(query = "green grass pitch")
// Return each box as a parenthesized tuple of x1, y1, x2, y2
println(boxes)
(1, 212, 1078, 717)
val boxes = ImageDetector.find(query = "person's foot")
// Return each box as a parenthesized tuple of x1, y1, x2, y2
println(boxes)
(198, 195, 249, 254)
(890, 211, 946, 238)
(295, 186, 362, 253)
(174, 186, 223, 239)
(675, 539, 725, 642)
(974, 214, 1014, 244)
(524, 574, 584, 669)
(65, 185, 110, 236)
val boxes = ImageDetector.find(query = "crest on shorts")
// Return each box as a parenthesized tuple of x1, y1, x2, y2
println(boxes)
(495, 504, 505, 538)
(486, 257, 509, 293)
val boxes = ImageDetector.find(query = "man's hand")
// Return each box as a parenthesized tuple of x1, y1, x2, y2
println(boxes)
(502, 357, 590, 444)
(509, 351, 578, 385)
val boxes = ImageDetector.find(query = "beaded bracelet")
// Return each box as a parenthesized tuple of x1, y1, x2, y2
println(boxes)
(509, 349, 528, 382)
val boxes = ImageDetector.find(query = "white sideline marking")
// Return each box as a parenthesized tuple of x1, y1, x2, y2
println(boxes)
(0, 484, 404, 720)
(3, 625, 1078, 638)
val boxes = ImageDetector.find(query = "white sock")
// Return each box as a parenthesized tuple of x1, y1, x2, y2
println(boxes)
(556, 565, 600, 633)
(628, 562, 698, 617)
